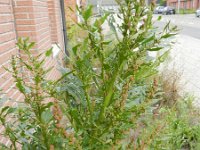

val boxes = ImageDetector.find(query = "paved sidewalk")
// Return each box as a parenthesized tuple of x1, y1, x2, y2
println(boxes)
(156, 14, 200, 103)
(167, 34, 200, 105)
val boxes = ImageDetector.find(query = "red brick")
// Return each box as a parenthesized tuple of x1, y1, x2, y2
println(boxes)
(0, 39, 16, 54)
(0, 32, 16, 43)
(14, 13, 28, 19)
(0, 49, 17, 64)
(0, 0, 10, 4)
(16, 1, 33, 6)
(16, 25, 36, 31)
(0, 23, 14, 34)
(0, 14, 13, 23)
(15, 19, 35, 25)
(14, 7, 34, 13)
(0, 63, 10, 75)
(167, 0, 200, 9)
(0, 5, 11, 13)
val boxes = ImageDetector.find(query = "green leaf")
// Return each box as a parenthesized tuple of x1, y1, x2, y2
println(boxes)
(72, 44, 81, 55)
(163, 21, 170, 31)
(0, 107, 16, 117)
(45, 48, 53, 57)
(27, 42, 35, 50)
(135, 64, 158, 81)
(41, 109, 53, 124)
(54, 70, 74, 85)
(22, 61, 33, 71)
(83, 5, 93, 21)
(16, 81, 25, 93)
(108, 15, 120, 41)
(41, 102, 54, 111)
(158, 50, 169, 62)
(0, 106, 9, 115)
(24, 37, 30, 43)
(102, 41, 112, 45)
(142, 35, 155, 45)
(161, 33, 177, 39)
(16, 38, 23, 49)
(94, 13, 109, 28)
(6, 107, 16, 115)
(157, 16, 162, 21)
(70, 109, 82, 129)
(148, 47, 163, 51)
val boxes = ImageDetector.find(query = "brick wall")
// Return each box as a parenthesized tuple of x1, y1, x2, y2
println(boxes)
(0, 0, 22, 105)
(0, 0, 19, 144)
(0, 0, 65, 144)
(0, 0, 64, 94)
(47, 0, 64, 80)
(0, 0, 65, 104)
(167, 0, 200, 9)
(48, 0, 63, 44)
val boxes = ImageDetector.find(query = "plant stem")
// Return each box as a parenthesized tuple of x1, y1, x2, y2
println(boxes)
(99, 61, 126, 121)
(84, 86, 93, 115)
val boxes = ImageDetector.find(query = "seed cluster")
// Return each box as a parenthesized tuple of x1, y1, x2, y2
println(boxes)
(52, 100, 75, 144)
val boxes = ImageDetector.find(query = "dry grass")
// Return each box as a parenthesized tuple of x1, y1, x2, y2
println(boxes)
(159, 66, 183, 107)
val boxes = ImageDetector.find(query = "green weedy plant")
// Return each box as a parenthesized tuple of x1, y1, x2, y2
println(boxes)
(0, 0, 178, 149)
(0, 38, 75, 150)
(136, 96, 200, 150)
(57, 0, 177, 149)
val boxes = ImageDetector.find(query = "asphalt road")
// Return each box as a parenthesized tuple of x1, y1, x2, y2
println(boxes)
(181, 25, 200, 39)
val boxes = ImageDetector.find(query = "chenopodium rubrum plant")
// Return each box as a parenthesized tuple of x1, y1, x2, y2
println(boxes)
(0, 38, 76, 150)
(0, 0, 178, 150)
(57, 0, 177, 149)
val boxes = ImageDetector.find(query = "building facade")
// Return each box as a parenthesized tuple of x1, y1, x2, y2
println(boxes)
(0, 0, 68, 144)
(167, 0, 200, 9)
(0, 0, 65, 106)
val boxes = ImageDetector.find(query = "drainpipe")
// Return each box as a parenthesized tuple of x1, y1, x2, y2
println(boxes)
(60, 0, 69, 56)
(77, 0, 81, 22)
(197, 0, 200, 9)
(178, 0, 180, 13)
